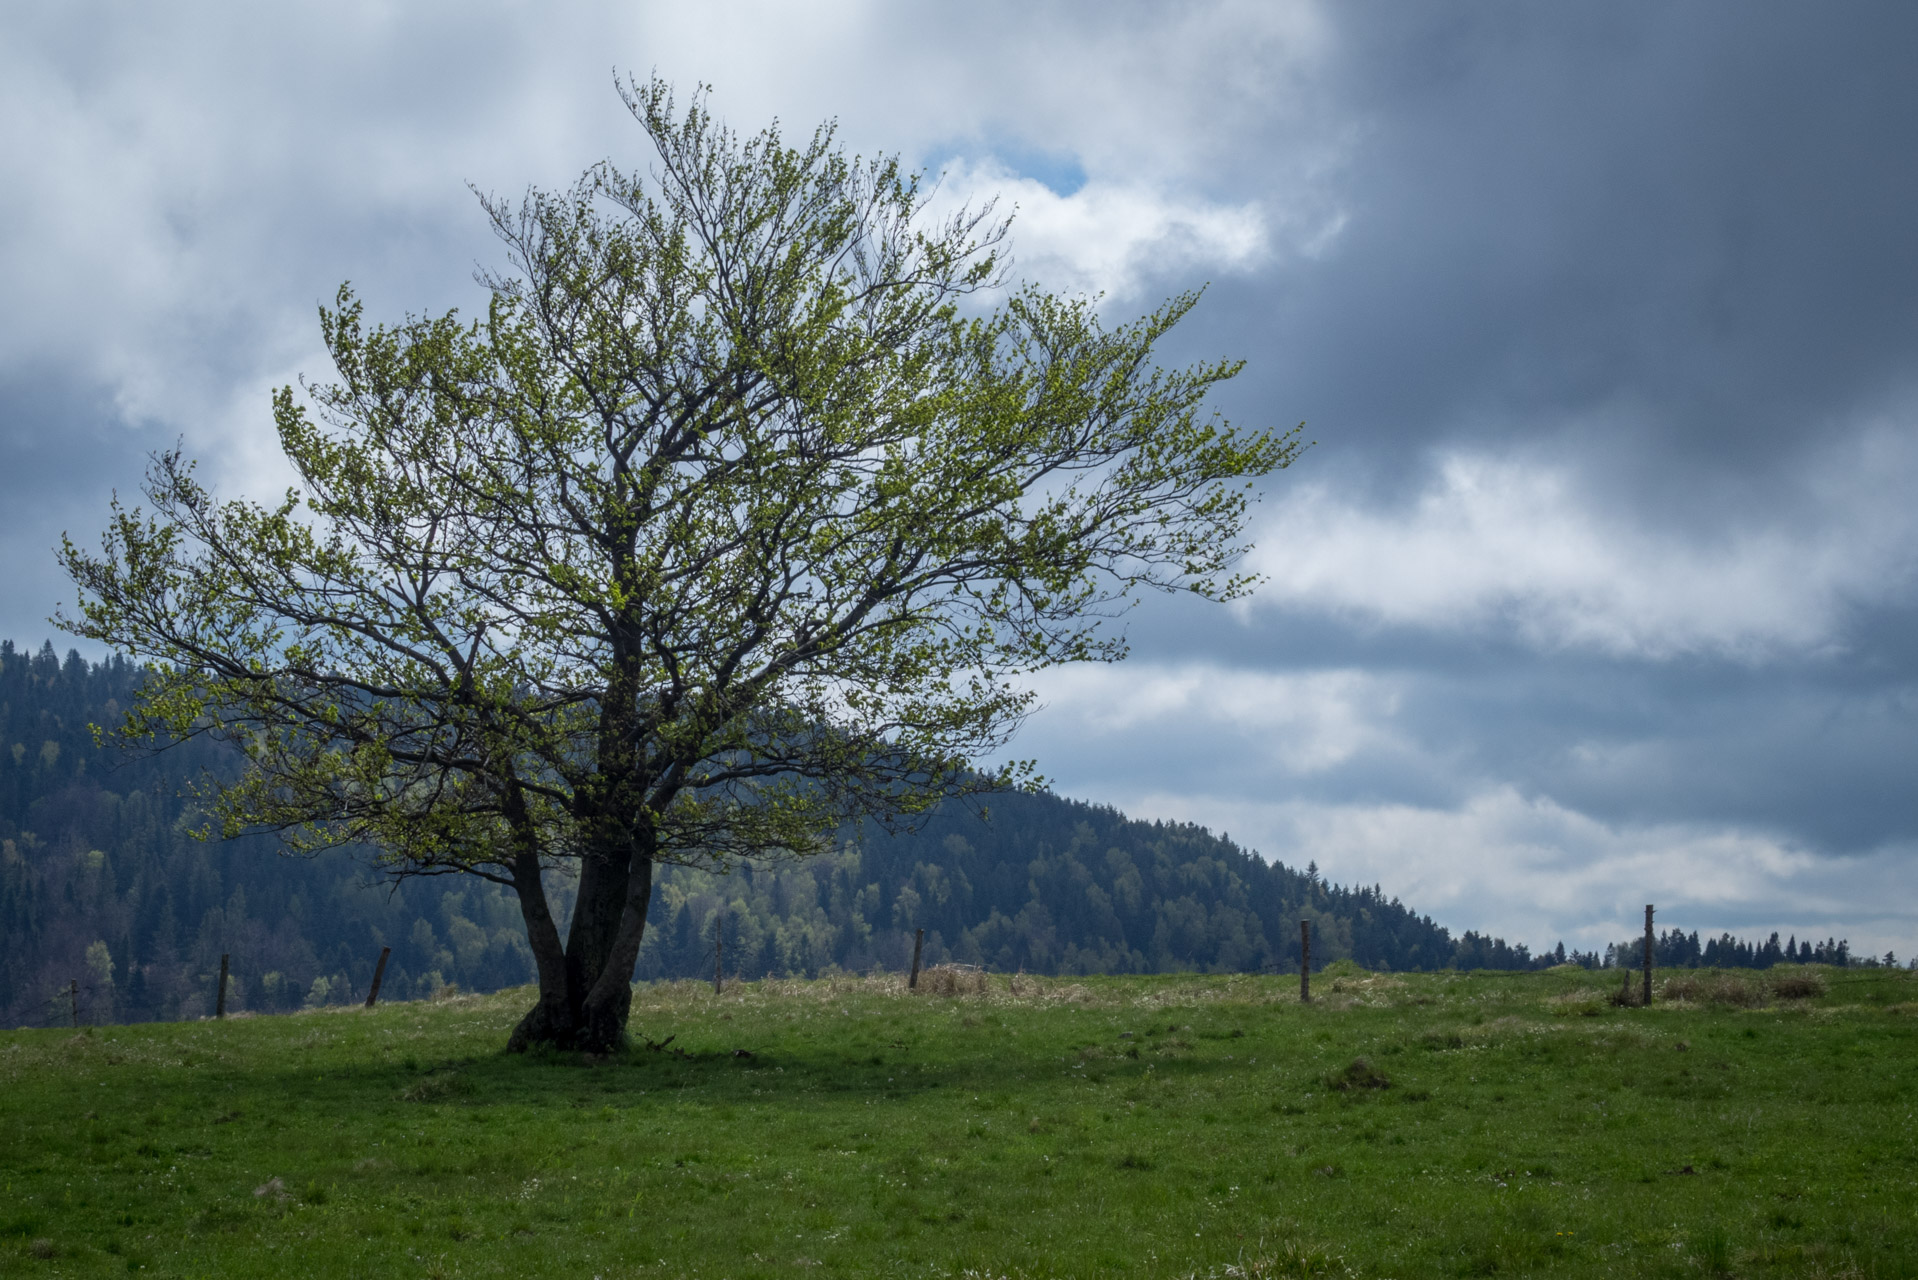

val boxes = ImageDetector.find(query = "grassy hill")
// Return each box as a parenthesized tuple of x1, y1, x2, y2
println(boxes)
(3, 964, 1914, 1277)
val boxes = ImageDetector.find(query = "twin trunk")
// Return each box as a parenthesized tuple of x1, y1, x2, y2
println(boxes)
(507, 833, 657, 1054)
(508, 680, 662, 1053)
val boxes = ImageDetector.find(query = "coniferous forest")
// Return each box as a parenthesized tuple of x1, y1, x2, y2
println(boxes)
(0, 642, 1863, 1028)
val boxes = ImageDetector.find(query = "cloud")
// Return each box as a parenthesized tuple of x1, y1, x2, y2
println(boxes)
(600, 1, 1353, 306)
(1006, 653, 1918, 954)
(1244, 429, 1918, 659)
(655, 0, 1340, 183)
(6, 0, 1918, 955)
(0, 0, 1343, 461)
(0, 0, 1346, 634)
(1024, 662, 1403, 775)
(926, 159, 1275, 302)
(1102, 785, 1918, 959)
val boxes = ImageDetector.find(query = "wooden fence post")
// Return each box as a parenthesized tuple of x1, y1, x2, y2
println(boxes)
(908, 927, 925, 990)
(1300, 919, 1312, 1004)
(714, 917, 724, 995)
(216, 954, 229, 1018)
(364, 946, 392, 1008)
(69, 979, 78, 1028)
(1643, 904, 1654, 1007)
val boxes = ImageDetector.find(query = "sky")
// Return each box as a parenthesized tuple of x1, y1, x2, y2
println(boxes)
(4, 1, 1915, 957)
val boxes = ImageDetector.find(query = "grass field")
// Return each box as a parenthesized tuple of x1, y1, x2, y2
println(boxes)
(3, 963, 1915, 1278)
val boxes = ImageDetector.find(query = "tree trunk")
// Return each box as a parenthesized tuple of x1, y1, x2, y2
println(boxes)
(503, 640, 659, 1053)
(506, 849, 578, 1052)
(506, 818, 657, 1054)
(581, 845, 654, 1047)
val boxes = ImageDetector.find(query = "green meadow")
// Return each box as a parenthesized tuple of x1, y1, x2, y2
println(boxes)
(3, 964, 1915, 1278)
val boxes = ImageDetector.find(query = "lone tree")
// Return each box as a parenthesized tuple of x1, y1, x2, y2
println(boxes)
(60, 79, 1302, 1052)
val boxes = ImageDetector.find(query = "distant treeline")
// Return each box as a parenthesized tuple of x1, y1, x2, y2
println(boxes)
(1599, 928, 1895, 972)
(1, 641, 1873, 1027)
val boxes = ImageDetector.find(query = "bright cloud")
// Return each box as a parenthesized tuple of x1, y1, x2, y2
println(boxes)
(1100, 785, 1918, 959)
(1024, 662, 1402, 774)
(928, 160, 1271, 301)
(1246, 434, 1918, 659)
(0, 0, 1344, 482)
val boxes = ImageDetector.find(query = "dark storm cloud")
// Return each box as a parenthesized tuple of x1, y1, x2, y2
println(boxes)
(0, 378, 149, 648)
(1195, 3, 1918, 503)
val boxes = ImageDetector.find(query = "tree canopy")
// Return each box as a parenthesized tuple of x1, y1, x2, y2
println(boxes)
(59, 78, 1302, 1050)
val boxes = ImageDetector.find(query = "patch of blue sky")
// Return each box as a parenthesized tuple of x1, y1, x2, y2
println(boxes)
(922, 136, 1087, 198)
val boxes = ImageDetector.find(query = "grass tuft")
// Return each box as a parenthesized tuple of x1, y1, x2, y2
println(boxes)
(399, 1071, 474, 1102)
(1324, 1056, 1390, 1091)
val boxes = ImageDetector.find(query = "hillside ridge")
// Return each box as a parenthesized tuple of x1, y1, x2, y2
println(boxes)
(0, 640, 1834, 1026)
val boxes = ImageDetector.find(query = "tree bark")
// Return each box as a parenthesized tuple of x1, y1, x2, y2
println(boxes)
(506, 796, 658, 1053)
(506, 839, 579, 1051)
(580, 839, 654, 1050)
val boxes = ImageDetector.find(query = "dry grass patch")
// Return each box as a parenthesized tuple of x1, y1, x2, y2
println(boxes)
(915, 964, 990, 997)
(1662, 971, 1768, 1008)
(1768, 968, 1827, 1000)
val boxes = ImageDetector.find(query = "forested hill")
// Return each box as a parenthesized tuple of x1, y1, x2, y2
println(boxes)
(1, 642, 538, 1027)
(635, 795, 1468, 982)
(0, 641, 1790, 1028)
